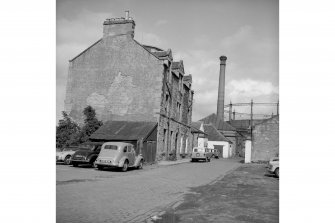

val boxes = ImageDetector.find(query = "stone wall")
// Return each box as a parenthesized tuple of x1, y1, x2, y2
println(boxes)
(65, 35, 164, 125)
(65, 19, 194, 162)
(251, 116, 279, 161)
(155, 68, 193, 161)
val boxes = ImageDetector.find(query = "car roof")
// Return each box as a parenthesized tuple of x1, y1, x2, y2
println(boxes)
(102, 142, 132, 147)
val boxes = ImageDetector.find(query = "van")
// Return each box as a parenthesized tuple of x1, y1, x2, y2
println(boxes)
(191, 147, 212, 162)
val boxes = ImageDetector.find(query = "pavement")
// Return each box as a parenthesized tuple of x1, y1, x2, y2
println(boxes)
(157, 158, 192, 166)
(150, 164, 279, 223)
(57, 158, 241, 223)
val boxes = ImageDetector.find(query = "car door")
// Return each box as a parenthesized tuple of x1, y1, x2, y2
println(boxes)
(127, 145, 135, 166)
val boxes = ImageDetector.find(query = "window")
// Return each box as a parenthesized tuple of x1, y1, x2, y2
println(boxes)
(104, 145, 118, 150)
(127, 145, 132, 152)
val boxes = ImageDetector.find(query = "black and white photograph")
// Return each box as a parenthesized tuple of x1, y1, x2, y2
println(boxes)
(3, 0, 335, 222)
(56, 0, 279, 222)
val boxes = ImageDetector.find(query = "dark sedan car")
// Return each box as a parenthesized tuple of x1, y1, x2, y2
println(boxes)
(71, 142, 103, 167)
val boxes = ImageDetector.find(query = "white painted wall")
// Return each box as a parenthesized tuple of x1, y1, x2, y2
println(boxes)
(207, 141, 231, 158)
(198, 137, 208, 148)
(245, 140, 252, 163)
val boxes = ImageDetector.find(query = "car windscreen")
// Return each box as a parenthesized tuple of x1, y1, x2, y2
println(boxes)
(193, 148, 204, 152)
(63, 147, 77, 151)
(79, 145, 97, 151)
(104, 145, 118, 150)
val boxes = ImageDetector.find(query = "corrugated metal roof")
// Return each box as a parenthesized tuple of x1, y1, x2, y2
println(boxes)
(203, 124, 231, 142)
(90, 121, 157, 141)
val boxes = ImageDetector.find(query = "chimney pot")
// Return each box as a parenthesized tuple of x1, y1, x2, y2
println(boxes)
(125, 10, 129, 20)
(220, 55, 227, 65)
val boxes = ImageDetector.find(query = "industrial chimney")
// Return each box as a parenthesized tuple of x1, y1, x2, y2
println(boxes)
(217, 55, 227, 121)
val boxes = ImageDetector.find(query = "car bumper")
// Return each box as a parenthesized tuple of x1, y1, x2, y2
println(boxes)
(95, 160, 119, 167)
(266, 165, 275, 173)
(71, 160, 91, 165)
(56, 156, 65, 162)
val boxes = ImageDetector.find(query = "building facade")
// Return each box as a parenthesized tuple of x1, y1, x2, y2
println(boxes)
(64, 15, 194, 161)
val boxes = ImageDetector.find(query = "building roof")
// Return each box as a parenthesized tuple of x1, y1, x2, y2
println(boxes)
(199, 113, 237, 131)
(142, 45, 164, 52)
(152, 49, 173, 60)
(190, 122, 206, 134)
(203, 124, 231, 142)
(89, 121, 157, 141)
(228, 119, 266, 130)
(183, 75, 192, 82)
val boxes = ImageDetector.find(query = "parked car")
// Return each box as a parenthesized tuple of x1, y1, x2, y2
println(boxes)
(267, 157, 279, 178)
(95, 142, 144, 172)
(213, 149, 220, 159)
(71, 142, 103, 167)
(191, 147, 212, 162)
(56, 146, 80, 165)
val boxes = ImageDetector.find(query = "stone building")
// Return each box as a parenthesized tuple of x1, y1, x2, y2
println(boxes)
(64, 13, 194, 161)
(199, 113, 245, 157)
(251, 115, 279, 161)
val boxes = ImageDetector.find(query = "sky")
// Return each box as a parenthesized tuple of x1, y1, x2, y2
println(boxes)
(56, 0, 279, 122)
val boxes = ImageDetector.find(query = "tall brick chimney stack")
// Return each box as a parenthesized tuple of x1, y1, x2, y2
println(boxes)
(217, 55, 227, 121)
(103, 11, 135, 38)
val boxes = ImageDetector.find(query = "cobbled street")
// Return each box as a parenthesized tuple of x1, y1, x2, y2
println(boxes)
(56, 159, 241, 223)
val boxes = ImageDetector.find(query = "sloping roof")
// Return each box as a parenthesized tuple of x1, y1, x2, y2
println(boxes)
(171, 61, 181, 69)
(203, 124, 231, 142)
(183, 75, 192, 82)
(90, 121, 157, 141)
(142, 45, 164, 52)
(199, 113, 237, 131)
(69, 38, 102, 62)
(152, 50, 173, 60)
(190, 122, 206, 134)
(191, 122, 202, 130)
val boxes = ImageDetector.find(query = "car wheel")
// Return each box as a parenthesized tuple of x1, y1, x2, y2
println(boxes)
(97, 165, 104, 170)
(138, 159, 143, 169)
(89, 157, 97, 167)
(72, 163, 78, 167)
(64, 155, 72, 165)
(191, 159, 194, 162)
(275, 168, 279, 178)
(122, 160, 128, 172)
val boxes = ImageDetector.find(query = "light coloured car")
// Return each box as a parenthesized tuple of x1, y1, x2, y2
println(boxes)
(191, 147, 212, 162)
(56, 146, 79, 165)
(95, 142, 144, 172)
(268, 157, 279, 177)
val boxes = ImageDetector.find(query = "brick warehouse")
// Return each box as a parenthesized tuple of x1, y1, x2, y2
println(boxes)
(64, 13, 195, 161)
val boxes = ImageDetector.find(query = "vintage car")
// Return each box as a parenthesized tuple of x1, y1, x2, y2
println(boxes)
(213, 149, 220, 159)
(267, 157, 279, 178)
(191, 147, 212, 162)
(95, 142, 144, 172)
(71, 142, 103, 167)
(56, 146, 80, 165)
